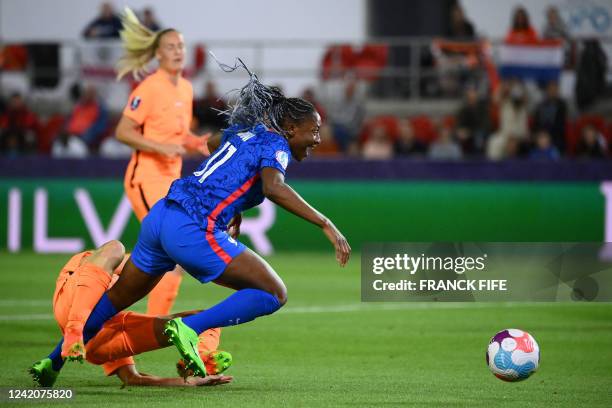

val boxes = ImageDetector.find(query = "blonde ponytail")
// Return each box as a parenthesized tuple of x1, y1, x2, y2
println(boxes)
(115, 7, 173, 80)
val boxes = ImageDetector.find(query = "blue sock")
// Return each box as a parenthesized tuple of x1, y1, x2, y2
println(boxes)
(182, 288, 281, 334)
(48, 340, 65, 371)
(83, 293, 118, 343)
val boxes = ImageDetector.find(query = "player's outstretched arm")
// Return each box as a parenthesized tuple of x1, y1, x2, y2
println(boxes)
(261, 167, 351, 266)
(115, 364, 233, 387)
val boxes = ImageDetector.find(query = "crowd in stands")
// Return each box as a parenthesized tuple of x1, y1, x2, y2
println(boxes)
(82, 2, 161, 39)
(0, 3, 609, 161)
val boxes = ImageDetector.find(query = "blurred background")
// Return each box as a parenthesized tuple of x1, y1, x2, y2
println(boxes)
(0, 0, 611, 254)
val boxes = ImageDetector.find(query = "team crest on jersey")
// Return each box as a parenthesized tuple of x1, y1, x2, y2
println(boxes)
(130, 96, 141, 110)
(275, 150, 289, 170)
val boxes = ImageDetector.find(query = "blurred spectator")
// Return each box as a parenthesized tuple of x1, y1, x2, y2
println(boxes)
(575, 39, 608, 111)
(311, 125, 339, 156)
(487, 80, 529, 160)
(505, 7, 538, 44)
(362, 125, 393, 160)
(428, 126, 462, 160)
(394, 119, 426, 157)
(301, 88, 327, 122)
(446, 3, 475, 39)
(575, 125, 608, 158)
(51, 133, 89, 158)
(456, 86, 489, 153)
(193, 81, 227, 132)
(82, 2, 122, 39)
(141, 7, 161, 31)
(0, 131, 24, 157)
(542, 6, 570, 42)
(65, 85, 109, 147)
(533, 81, 567, 153)
(328, 81, 365, 152)
(0, 93, 39, 154)
(543, 6, 574, 67)
(503, 136, 522, 159)
(529, 130, 560, 160)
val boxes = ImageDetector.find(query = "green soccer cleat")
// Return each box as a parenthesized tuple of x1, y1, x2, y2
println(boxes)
(28, 358, 60, 387)
(177, 350, 233, 377)
(204, 350, 233, 375)
(164, 318, 207, 378)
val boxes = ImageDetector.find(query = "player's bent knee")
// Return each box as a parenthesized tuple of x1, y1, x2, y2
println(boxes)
(88, 240, 126, 273)
(100, 240, 126, 264)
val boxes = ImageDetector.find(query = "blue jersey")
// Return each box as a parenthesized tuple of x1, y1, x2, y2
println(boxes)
(166, 124, 291, 232)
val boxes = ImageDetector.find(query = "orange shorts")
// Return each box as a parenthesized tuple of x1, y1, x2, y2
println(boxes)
(52, 267, 138, 376)
(124, 176, 174, 221)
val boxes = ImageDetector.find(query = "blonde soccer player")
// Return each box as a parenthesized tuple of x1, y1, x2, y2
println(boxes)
(60, 9, 214, 359)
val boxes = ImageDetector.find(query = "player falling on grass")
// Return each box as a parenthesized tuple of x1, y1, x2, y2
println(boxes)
(29, 240, 233, 387)
(50, 57, 351, 377)
(113, 9, 207, 325)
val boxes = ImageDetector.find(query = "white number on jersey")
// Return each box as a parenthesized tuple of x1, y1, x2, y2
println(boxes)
(193, 141, 237, 183)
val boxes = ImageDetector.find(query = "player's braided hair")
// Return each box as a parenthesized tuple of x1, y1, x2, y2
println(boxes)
(211, 54, 315, 135)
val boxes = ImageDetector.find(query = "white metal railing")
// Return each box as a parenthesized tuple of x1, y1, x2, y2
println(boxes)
(1, 36, 611, 111)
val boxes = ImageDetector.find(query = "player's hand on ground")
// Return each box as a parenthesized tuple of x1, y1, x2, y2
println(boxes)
(228, 214, 242, 239)
(187, 374, 233, 386)
(156, 143, 186, 158)
(322, 220, 351, 267)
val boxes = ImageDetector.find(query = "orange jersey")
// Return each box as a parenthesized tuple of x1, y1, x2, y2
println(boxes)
(123, 69, 193, 184)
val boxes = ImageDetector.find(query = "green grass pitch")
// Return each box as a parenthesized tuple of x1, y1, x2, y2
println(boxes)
(0, 251, 611, 407)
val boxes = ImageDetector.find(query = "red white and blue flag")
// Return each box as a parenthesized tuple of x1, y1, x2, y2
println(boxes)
(498, 41, 563, 82)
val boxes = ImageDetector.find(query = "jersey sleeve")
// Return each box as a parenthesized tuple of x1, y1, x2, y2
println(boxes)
(122, 81, 153, 125)
(259, 134, 291, 175)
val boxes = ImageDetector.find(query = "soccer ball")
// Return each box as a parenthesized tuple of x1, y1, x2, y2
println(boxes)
(486, 329, 540, 382)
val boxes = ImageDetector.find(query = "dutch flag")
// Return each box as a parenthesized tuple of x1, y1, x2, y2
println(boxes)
(498, 41, 563, 82)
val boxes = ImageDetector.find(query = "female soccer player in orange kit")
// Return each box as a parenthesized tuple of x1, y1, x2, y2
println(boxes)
(114, 9, 209, 316)
(30, 240, 232, 387)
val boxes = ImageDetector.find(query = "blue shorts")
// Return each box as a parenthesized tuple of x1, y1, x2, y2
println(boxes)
(131, 198, 247, 283)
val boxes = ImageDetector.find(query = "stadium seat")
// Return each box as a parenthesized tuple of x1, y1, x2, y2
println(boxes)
(37, 114, 65, 154)
(358, 115, 400, 144)
(410, 115, 438, 143)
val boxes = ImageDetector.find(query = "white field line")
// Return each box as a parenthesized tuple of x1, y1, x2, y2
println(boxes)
(0, 301, 595, 322)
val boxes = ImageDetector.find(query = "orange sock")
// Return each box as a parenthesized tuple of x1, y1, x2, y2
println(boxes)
(146, 271, 182, 316)
(64, 263, 111, 334)
(199, 328, 221, 356)
(62, 263, 111, 358)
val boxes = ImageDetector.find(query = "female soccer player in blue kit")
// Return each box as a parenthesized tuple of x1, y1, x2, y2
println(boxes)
(61, 59, 352, 377)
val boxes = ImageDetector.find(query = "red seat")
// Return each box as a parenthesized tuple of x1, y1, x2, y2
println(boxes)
(354, 44, 389, 81)
(321, 44, 389, 82)
(37, 114, 65, 154)
(410, 115, 438, 143)
(321, 44, 357, 80)
(358, 116, 400, 144)
(567, 115, 609, 155)
(565, 120, 579, 155)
